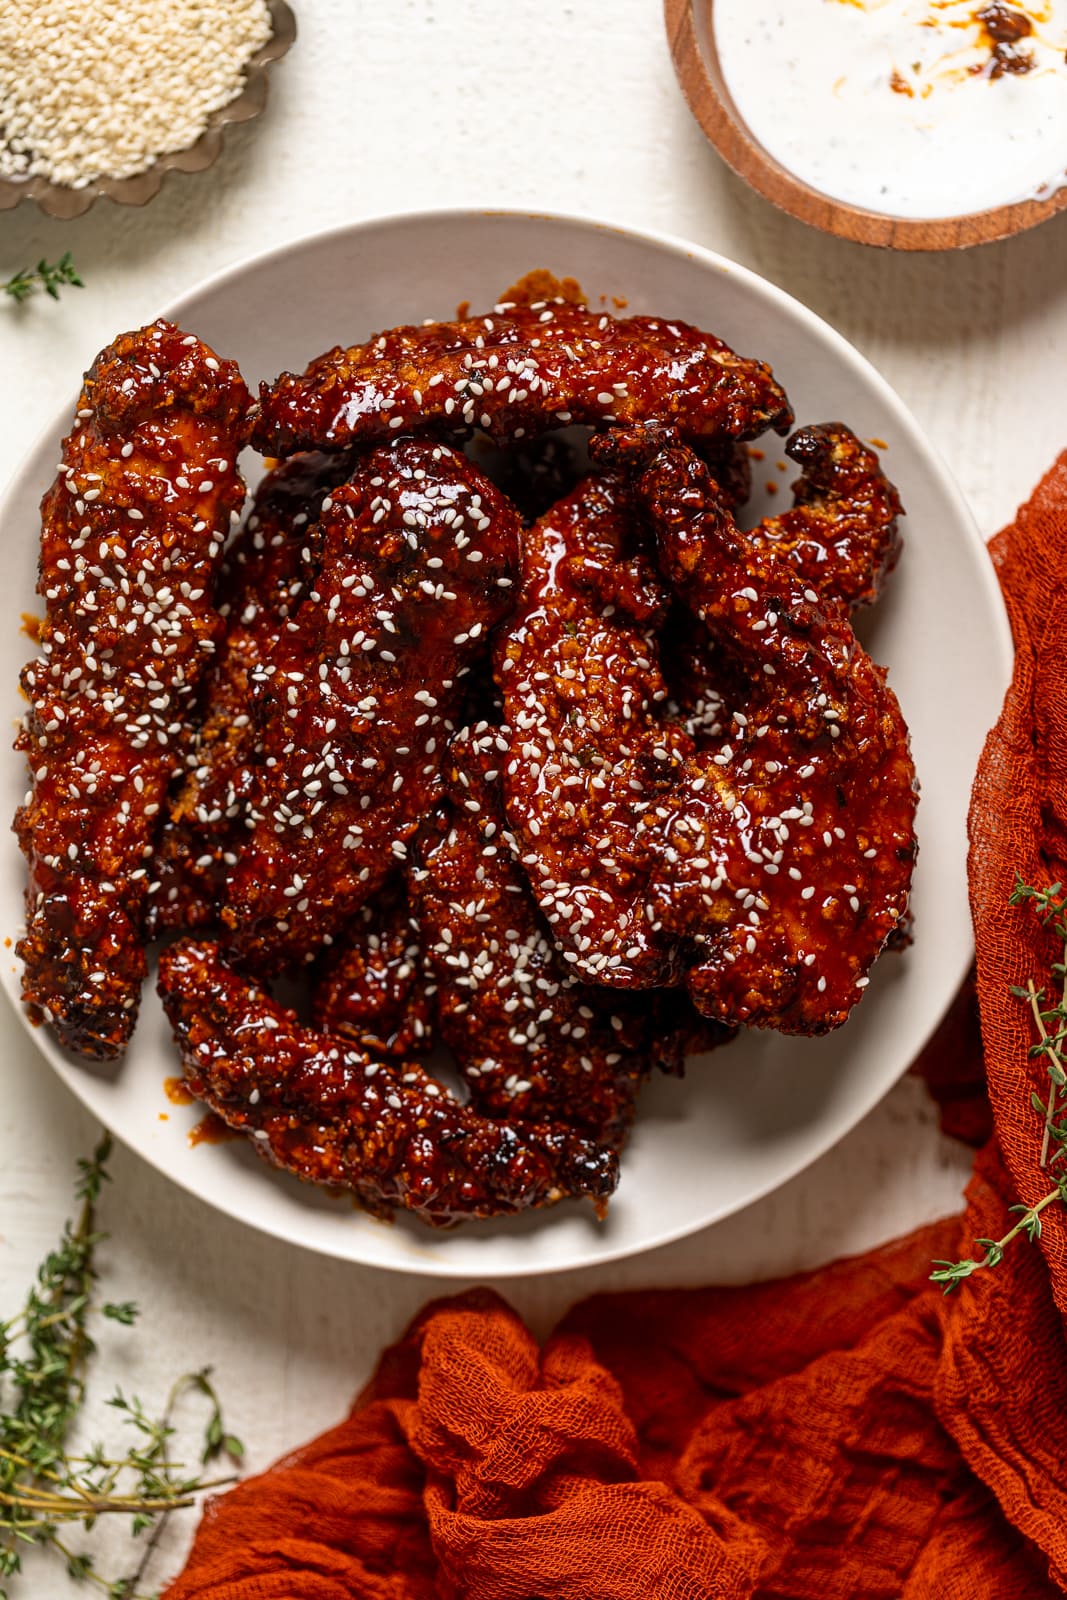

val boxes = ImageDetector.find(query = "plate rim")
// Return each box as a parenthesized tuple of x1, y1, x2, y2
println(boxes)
(0, 206, 1014, 1277)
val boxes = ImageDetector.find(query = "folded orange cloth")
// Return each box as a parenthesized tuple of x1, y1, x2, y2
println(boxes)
(164, 459, 1067, 1600)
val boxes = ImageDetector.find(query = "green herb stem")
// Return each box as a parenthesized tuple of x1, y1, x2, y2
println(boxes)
(2, 254, 83, 305)
(0, 1137, 242, 1599)
(931, 877, 1067, 1293)
(1027, 972, 1066, 1168)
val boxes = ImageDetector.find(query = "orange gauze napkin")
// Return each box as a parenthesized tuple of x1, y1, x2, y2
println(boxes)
(164, 458, 1067, 1600)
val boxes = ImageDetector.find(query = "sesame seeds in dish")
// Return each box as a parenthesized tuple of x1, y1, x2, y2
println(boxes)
(13, 273, 918, 1229)
(0, 0, 293, 216)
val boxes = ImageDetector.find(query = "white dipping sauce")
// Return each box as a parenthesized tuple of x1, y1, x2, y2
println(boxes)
(714, 0, 1067, 219)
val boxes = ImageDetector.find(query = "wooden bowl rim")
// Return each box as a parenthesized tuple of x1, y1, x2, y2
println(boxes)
(665, 0, 1067, 251)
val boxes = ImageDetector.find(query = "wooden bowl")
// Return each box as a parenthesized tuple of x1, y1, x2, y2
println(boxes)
(665, 0, 1067, 250)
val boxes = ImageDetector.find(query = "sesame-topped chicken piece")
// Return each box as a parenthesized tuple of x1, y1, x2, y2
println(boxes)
(157, 939, 619, 1226)
(411, 725, 649, 1144)
(662, 422, 903, 745)
(221, 438, 521, 972)
(15, 322, 250, 1059)
(632, 432, 915, 1031)
(316, 730, 734, 1120)
(251, 294, 793, 460)
(149, 451, 351, 935)
(495, 471, 690, 990)
(743, 423, 902, 610)
(499, 436, 916, 1034)
(312, 880, 433, 1058)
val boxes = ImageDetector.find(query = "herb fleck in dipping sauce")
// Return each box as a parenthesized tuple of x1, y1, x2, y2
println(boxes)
(714, 0, 1067, 219)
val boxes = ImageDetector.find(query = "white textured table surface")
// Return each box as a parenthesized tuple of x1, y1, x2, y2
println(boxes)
(0, 0, 1059, 1588)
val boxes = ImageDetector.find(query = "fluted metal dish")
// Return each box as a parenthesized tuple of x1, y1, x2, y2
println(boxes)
(0, 0, 296, 220)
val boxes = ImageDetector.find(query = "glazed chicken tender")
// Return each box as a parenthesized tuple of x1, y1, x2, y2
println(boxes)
(221, 438, 521, 971)
(15, 321, 249, 1058)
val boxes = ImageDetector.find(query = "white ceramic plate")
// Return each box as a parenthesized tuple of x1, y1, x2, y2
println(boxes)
(0, 210, 1012, 1277)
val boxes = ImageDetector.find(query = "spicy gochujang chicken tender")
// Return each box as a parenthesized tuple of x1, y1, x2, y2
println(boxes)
(16, 322, 249, 1059)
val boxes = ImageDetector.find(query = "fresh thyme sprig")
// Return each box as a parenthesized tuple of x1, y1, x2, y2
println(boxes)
(0, 1135, 243, 1599)
(931, 877, 1067, 1294)
(2, 253, 83, 304)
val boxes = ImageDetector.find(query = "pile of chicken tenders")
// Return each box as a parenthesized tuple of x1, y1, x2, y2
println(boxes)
(15, 275, 917, 1226)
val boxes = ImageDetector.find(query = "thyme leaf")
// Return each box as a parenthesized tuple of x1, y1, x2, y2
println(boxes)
(2, 254, 83, 305)
(931, 877, 1067, 1293)
(0, 1136, 242, 1598)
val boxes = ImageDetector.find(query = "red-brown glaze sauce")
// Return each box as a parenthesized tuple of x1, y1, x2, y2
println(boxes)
(975, 3, 1035, 74)
(164, 1075, 239, 1148)
(189, 1110, 241, 1147)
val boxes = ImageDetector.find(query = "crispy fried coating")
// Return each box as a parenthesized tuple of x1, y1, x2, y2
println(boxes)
(624, 430, 918, 1033)
(221, 439, 521, 972)
(149, 451, 350, 935)
(15, 322, 249, 1058)
(495, 472, 687, 989)
(312, 882, 432, 1057)
(157, 939, 618, 1225)
(748, 424, 902, 610)
(251, 295, 793, 459)
(498, 438, 916, 1032)
(662, 423, 902, 743)
(410, 725, 649, 1143)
